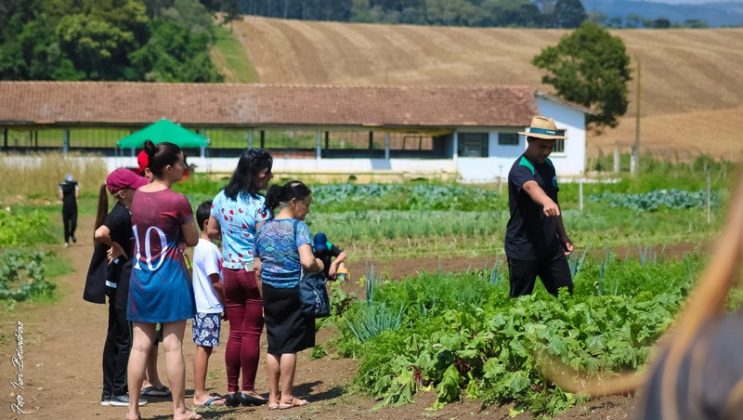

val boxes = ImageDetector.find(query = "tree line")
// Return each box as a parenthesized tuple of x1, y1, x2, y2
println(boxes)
(210, 0, 590, 28)
(0, 0, 223, 81)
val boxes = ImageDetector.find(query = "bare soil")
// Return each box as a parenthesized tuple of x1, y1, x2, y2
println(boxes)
(0, 215, 639, 419)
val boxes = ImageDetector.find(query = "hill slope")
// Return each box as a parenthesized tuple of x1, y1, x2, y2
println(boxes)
(226, 17, 743, 159)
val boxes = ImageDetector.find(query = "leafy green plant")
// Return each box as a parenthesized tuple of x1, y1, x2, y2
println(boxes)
(0, 250, 57, 306)
(590, 189, 717, 211)
(335, 256, 702, 416)
(0, 210, 58, 247)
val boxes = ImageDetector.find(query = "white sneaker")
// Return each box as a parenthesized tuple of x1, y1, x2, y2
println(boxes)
(109, 395, 148, 407)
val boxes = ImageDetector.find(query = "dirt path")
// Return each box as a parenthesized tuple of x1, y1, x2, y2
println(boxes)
(0, 216, 635, 419)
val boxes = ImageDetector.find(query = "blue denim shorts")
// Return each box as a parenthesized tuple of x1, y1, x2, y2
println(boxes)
(192, 312, 221, 347)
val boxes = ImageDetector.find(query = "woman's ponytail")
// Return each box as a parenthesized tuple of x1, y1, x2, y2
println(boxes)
(143, 140, 155, 159)
(94, 183, 109, 233)
(265, 184, 284, 216)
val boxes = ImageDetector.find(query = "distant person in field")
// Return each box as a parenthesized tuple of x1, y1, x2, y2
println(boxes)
(126, 141, 201, 420)
(504, 116, 574, 297)
(85, 168, 148, 408)
(59, 173, 79, 247)
(191, 200, 226, 408)
(207, 148, 273, 407)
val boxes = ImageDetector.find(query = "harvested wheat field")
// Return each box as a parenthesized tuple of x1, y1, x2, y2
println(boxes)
(229, 16, 743, 159)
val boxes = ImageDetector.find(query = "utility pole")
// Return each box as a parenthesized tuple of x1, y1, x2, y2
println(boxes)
(632, 56, 641, 175)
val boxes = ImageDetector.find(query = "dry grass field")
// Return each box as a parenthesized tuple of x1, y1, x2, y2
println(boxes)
(227, 16, 743, 160)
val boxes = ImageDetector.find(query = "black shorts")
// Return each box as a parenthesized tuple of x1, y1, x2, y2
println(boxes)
(507, 253, 573, 297)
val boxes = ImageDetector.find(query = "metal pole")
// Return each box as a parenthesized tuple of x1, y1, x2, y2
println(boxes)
(63, 128, 70, 154)
(247, 129, 253, 148)
(633, 56, 641, 175)
(614, 143, 621, 173)
(384, 132, 390, 161)
(706, 163, 711, 224)
(452, 132, 459, 160)
(315, 130, 321, 160)
(260, 130, 265, 149)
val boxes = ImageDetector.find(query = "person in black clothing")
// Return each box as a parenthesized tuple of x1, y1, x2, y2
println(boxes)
(84, 168, 148, 407)
(312, 232, 348, 280)
(59, 174, 79, 247)
(504, 116, 574, 297)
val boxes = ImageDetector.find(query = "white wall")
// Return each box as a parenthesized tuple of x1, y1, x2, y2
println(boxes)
(103, 156, 456, 175)
(102, 99, 585, 182)
(453, 100, 586, 181)
(536, 97, 586, 176)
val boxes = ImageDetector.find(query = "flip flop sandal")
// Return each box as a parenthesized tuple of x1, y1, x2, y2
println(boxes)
(195, 396, 224, 407)
(141, 385, 171, 397)
(267, 402, 280, 410)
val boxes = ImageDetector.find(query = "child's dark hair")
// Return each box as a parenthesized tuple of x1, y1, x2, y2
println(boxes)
(196, 200, 212, 230)
(144, 141, 182, 178)
(224, 148, 273, 200)
(265, 180, 311, 216)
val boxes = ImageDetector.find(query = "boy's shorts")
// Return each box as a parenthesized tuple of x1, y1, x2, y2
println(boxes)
(192, 312, 221, 347)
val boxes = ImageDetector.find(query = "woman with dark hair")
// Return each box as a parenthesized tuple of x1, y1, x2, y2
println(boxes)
(207, 148, 273, 407)
(255, 180, 324, 410)
(126, 141, 201, 420)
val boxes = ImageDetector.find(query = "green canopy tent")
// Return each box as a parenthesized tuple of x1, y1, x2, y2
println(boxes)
(117, 118, 209, 157)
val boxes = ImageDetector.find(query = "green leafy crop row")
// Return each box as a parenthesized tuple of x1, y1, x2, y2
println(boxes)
(333, 256, 701, 416)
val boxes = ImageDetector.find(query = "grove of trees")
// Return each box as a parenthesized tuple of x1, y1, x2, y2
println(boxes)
(0, 0, 223, 81)
(205, 0, 590, 28)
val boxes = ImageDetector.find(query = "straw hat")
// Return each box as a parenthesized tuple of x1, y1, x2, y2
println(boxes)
(518, 116, 565, 140)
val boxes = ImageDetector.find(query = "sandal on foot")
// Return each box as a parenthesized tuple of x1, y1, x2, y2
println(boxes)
(239, 392, 267, 406)
(278, 398, 309, 409)
(194, 395, 224, 407)
(267, 401, 280, 410)
(141, 384, 171, 397)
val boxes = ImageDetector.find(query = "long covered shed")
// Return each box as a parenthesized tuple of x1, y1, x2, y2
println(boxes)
(0, 81, 589, 181)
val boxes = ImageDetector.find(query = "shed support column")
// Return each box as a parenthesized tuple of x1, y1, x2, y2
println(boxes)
(247, 129, 253, 148)
(368, 131, 373, 151)
(384, 132, 390, 161)
(452, 131, 459, 160)
(324, 131, 329, 150)
(63, 129, 70, 154)
(260, 130, 265, 149)
(315, 130, 322, 160)
(2, 128, 7, 150)
(200, 128, 206, 158)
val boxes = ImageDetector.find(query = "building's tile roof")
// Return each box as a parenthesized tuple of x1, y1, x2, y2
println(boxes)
(0, 82, 542, 128)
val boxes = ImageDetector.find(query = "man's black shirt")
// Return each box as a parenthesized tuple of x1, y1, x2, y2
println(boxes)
(504, 154, 561, 260)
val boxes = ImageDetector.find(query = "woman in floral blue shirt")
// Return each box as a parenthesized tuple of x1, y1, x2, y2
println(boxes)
(256, 180, 323, 410)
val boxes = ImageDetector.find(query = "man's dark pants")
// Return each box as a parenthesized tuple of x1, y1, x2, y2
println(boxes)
(507, 253, 573, 297)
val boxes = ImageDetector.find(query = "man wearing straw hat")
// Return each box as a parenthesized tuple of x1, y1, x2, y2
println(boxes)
(504, 116, 574, 297)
